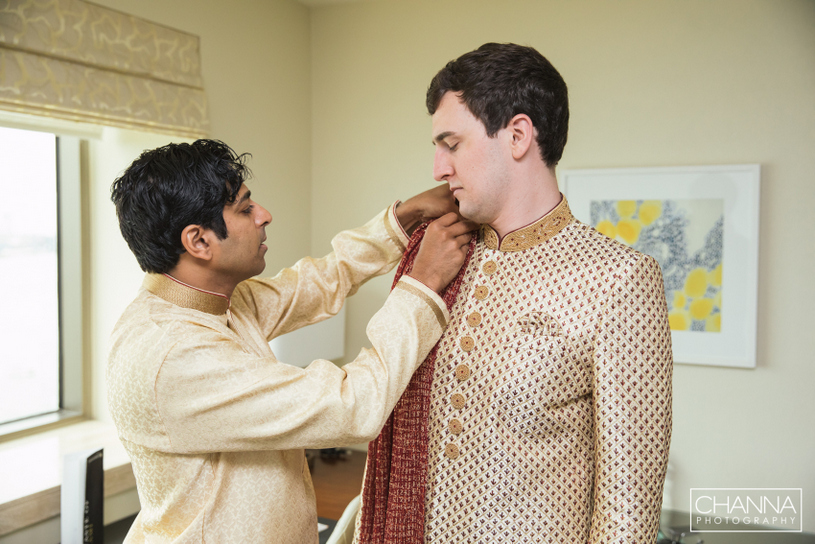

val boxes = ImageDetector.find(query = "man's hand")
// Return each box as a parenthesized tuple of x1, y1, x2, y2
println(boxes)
(409, 213, 477, 294)
(395, 184, 458, 236)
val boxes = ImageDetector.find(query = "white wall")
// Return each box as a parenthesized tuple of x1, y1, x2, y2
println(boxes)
(310, 0, 815, 530)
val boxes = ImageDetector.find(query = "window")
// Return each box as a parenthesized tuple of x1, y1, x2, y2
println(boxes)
(0, 125, 83, 432)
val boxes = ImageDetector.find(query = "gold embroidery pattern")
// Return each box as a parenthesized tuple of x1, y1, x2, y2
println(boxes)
(444, 443, 460, 459)
(482, 260, 498, 275)
(473, 286, 489, 300)
(466, 312, 482, 328)
(483, 196, 574, 252)
(144, 274, 229, 315)
(450, 393, 465, 410)
(454, 364, 471, 381)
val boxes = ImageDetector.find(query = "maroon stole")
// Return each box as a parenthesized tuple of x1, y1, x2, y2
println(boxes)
(357, 223, 475, 544)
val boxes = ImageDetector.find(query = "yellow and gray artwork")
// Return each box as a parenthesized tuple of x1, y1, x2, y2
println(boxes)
(590, 199, 724, 333)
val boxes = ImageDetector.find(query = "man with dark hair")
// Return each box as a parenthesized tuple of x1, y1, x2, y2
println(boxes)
(108, 139, 475, 543)
(357, 43, 672, 543)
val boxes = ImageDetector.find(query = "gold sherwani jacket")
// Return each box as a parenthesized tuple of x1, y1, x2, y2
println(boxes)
(107, 205, 449, 544)
(420, 198, 673, 543)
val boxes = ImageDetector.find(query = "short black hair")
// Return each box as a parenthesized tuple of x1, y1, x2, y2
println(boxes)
(110, 139, 251, 274)
(427, 42, 569, 167)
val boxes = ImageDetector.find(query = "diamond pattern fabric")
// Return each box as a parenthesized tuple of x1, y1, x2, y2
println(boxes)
(422, 199, 673, 543)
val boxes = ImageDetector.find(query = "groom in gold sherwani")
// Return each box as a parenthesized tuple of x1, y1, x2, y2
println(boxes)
(357, 43, 673, 544)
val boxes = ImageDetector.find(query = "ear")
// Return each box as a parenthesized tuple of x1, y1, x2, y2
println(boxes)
(506, 113, 536, 160)
(180, 224, 214, 262)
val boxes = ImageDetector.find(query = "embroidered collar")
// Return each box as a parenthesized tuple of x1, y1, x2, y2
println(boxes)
(143, 273, 230, 315)
(482, 195, 574, 252)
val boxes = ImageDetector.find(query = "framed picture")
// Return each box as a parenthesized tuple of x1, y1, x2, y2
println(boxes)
(561, 165, 760, 368)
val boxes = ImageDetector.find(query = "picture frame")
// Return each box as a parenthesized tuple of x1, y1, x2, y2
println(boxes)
(561, 164, 760, 368)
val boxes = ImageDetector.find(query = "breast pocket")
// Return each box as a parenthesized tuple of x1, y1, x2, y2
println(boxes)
(493, 312, 593, 436)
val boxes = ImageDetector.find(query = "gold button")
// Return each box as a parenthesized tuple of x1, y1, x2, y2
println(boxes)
(466, 312, 482, 328)
(448, 419, 463, 435)
(455, 364, 471, 381)
(451, 393, 465, 410)
(482, 261, 498, 275)
(445, 443, 460, 459)
(473, 285, 489, 300)
(460, 336, 475, 352)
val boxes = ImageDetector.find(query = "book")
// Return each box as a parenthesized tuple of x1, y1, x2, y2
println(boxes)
(60, 447, 104, 544)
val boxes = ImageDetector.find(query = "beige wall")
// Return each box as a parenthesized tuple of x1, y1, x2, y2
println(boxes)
(80, 0, 312, 421)
(310, 0, 815, 530)
(62, 0, 814, 533)
(93, 0, 312, 273)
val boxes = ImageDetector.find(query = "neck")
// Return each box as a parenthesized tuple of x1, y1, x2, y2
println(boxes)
(489, 166, 561, 238)
(168, 260, 237, 299)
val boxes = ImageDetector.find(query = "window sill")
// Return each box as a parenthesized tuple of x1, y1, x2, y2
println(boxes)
(0, 419, 136, 537)
(0, 411, 83, 442)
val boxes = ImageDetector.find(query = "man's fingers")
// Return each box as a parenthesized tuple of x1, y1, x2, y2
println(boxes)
(443, 219, 479, 238)
(457, 220, 479, 233)
(457, 232, 473, 249)
(431, 211, 460, 227)
(431, 214, 477, 232)
(423, 214, 476, 255)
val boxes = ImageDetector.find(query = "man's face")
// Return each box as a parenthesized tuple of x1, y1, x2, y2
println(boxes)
(210, 183, 272, 285)
(432, 92, 512, 225)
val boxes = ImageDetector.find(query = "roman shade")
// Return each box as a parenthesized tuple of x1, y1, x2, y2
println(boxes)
(0, 0, 209, 138)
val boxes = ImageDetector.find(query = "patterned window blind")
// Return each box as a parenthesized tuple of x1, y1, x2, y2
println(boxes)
(0, 0, 209, 138)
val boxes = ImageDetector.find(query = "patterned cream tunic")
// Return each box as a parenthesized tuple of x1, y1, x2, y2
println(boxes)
(108, 205, 449, 544)
(423, 197, 672, 543)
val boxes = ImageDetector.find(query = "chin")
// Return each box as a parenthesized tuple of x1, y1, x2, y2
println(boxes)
(458, 204, 487, 224)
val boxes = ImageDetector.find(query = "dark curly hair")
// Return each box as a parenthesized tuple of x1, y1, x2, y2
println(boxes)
(110, 139, 251, 274)
(427, 43, 569, 167)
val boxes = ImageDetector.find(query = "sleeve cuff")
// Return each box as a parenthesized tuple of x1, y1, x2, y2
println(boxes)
(394, 275, 450, 328)
(384, 201, 410, 252)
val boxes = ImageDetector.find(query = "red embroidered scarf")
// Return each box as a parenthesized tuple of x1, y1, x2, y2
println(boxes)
(357, 223, 475, 543)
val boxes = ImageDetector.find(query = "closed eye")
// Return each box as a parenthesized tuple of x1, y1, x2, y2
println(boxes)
(241, 204, 254, 215)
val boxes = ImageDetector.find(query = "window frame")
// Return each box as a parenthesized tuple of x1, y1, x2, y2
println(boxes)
(0, 121, 88, 439)
(57, 135, 84, 420)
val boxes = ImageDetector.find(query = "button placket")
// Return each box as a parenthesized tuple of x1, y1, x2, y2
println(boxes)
(444, 443, 460, 459)
(444, 254, 499, 462)
(466, 312, 482, 328)
(455, 364, 471, 381)
(450, 393, 466, 410)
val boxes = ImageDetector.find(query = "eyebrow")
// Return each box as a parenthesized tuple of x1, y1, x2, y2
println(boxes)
(433, 131, 455, 145)
(235, 189, 252, 206)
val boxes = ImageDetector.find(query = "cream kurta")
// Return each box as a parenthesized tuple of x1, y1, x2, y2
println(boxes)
(422, 198, 672, 543)
(108, 205, 449, 544)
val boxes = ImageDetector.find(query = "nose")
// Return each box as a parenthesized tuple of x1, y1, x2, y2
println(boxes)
(257, 204, 272, 227)
(433, 147, 453, 182)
